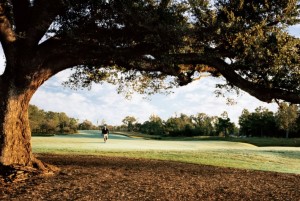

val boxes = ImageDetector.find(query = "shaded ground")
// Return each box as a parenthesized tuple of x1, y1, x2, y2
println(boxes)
(1, 154, 300, 201)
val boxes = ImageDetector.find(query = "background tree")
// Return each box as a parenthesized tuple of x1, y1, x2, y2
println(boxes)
(239, 107, 277, 137)
(215, 112, 235, 137)
(276, 103, 299, 138)
(29, 105, 78, 134)
(69, 118, 79, 132)
(29, 105, 46, 133)
(254, 107, 276, 137)
(191, 113, 217, 136)
(78, 120, 94, 130)
(140, 114, 164, 135)
(164, 114, 195, 136)
(294, 115, 300, 138)
(122, 116, 137, 132)
(238, 109, 251, 137)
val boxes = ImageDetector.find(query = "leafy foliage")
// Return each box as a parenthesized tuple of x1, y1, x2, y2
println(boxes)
(1, 0, 299, 102)
(0, 0, 299, 103)
(187, 0, 300, 102)
(39, 0, 300, 102)
(215, 112, 235, 137)
(139, 114, 164, 135)
(54, 0, 190, 97)
(239, 105, 300, 138)
(276, 102, 299, 138)
(29, 105, 78, 134)
(78, 120, 95, 130)
(117, 112, 235, 137)
(122, 116, 137, 131)
(239, 107, 277, 137)
(115, 105, 300, 138)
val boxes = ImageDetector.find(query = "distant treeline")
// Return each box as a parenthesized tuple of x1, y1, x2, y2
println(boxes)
(30, 103, 300, 138)
(239, 105, 300, 138)
(29, 105, 78, 134)
(29, 105, 102, 135)
(114, 103, 300, 138)
(114, 112, 237, 137)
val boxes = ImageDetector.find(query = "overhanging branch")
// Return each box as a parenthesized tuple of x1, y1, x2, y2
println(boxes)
(138, 52, 300, 103)
(24, 0, 66, 47)
(0, 3, 16, 59)
(200, 56, 300, 103)
(12, 0, 30, 33)
(37, 37, 300, 104)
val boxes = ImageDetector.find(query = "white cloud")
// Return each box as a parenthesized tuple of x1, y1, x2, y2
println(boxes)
(30, 73, 166, 125)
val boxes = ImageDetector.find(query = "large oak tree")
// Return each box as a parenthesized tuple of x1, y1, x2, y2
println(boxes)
(0, 0, 299, 173)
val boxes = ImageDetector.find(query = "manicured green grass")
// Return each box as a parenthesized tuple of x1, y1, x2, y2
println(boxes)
(114, 131, 162, 139)
(33, 148, 300, 174)
(227, 137, 300, 147)
(116, 131, 300, 147)
(32, 132, 300, 175)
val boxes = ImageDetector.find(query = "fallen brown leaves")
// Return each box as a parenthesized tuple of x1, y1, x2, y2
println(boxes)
(0, 154, 299, 200)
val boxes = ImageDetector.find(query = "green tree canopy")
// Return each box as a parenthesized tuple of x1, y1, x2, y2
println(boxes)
(57, 0, 300, 102)
(122, 116, 137, 131)
(239, 106, 277, 137)
(215, 111, 235, 137)
(79, 120, 94, 130)
(28, 105, 78, 134)
(276, 103, 299, 138)
(140, 114, 164, 135)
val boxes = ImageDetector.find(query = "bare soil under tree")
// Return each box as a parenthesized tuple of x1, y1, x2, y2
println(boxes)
(0, 154, 299, 201)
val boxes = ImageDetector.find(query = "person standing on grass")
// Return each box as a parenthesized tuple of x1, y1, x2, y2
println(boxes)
(102, 125, 109, 143)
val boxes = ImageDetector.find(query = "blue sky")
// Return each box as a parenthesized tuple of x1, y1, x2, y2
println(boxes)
(0, 25, 299, 126)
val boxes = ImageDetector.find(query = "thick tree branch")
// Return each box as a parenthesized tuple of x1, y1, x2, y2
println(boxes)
(211, 59, 300, 104)
(36, 35, 165, 72)
(24, 0, 66, 47)
(116, 52, 300, 104)
(0, 3, 16, 47)
(175, 53, 300, 103)
(35, 34, 300, 104)
(12, 0, 30, 33)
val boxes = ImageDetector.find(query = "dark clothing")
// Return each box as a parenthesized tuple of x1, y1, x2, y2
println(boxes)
(102, 128, 109, 135)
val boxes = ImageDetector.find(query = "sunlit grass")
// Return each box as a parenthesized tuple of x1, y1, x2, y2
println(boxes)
(32, 131, 300, 174)
(33, 147, 300, 174)
(116, 131, 300, 147)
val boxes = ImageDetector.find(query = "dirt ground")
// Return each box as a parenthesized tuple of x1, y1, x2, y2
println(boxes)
(1, 154, 300, 201)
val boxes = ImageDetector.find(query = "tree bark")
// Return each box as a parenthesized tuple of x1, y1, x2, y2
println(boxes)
(0, 69, 60, 175)
(0, 86, 32, 166)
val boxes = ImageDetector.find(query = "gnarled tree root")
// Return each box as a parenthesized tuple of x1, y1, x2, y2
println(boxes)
(0, 156, 60, 183)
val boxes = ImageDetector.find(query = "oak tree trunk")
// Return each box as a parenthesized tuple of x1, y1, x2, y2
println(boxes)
(0, 87, 32, 166)
(0, 68, 60, 176)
